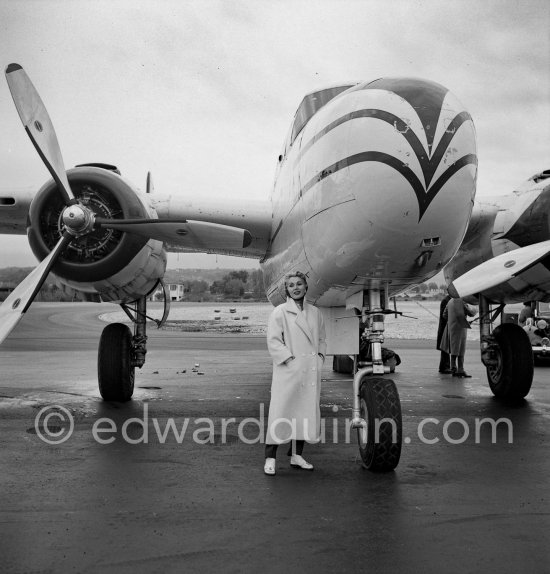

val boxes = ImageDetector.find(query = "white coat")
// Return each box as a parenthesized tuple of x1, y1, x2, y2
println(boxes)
(266, 297, 327, 444)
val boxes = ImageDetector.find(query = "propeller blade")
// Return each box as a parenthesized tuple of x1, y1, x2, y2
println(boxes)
(5, 63, 75, 204)
(146, 172, 154, 194)
(0, 232, 72, 345)
(95, 218, 253, 250)
(448, 239, 550, 298)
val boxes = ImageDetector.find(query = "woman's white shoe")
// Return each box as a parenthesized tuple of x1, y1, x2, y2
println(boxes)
(290, 454, 314, 470)
(264, 457, 276, 475)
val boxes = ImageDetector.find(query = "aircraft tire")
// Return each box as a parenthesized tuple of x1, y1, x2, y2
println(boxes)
(357, 377, 402, 472)
(486, 323, 533, 400)
(98, 323, 135, 401)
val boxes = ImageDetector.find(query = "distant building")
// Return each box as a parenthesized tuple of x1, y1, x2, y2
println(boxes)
(149, 282, 185, 301)
(168, 283, 185, 301)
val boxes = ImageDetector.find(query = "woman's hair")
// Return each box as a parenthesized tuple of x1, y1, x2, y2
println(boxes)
(284, 271, 308, 297)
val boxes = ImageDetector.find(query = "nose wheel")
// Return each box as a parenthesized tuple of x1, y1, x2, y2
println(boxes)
(357, 377, 402, 471)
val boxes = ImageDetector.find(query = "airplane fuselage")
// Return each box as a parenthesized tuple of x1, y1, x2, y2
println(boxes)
(260, 78, 478, 306)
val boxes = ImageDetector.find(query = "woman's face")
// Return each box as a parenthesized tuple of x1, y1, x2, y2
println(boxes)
(287, 277, 306, 300)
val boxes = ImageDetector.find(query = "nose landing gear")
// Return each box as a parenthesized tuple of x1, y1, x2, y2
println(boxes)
(350, 288, 403, 471)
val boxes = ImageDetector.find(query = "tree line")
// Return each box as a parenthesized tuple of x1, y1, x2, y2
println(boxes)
(174, 269, 266, 301)
(0, 267, 267, 302)
(0, 266, 448, 303)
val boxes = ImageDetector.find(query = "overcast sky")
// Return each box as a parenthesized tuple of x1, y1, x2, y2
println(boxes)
(0, 0, 548, 269)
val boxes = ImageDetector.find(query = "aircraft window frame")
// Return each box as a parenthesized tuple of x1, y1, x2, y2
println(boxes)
(290, 85, 355, 146)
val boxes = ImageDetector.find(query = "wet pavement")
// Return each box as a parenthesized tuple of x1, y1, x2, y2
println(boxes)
(1, 303, 549, 573)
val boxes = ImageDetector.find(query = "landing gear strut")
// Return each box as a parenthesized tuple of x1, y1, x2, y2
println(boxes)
(479, 295, 533, 400)
(350, 288, 402, 471)
(98, 281, 170, 401)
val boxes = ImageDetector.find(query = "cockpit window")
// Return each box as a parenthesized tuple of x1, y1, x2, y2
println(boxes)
(290, 85, 355, 145)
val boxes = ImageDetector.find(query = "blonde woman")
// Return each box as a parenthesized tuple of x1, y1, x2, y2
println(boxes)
(264, 272, 326, 476)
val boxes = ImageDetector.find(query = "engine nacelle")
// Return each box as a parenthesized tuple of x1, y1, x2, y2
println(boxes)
(28, 166, 166, 303)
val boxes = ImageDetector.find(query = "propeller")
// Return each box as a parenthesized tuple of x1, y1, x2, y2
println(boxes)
(0, 232, 72, 344)
(0, 63, 253, 344)
(146, 172, 154, 194)
(94, 218, 252, 249)
(448, 239, 550, 298)
(5, 64, 76, 205)
(1, 64, 82, 342)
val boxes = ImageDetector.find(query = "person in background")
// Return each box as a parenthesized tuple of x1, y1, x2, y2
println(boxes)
(441, 297, 477, 378)
(264, 272, 326, 476)
(534, 319, 549, 339)
(519, 302, 534, 326)
(523, 318, 540, 345)
(437, 293, 452, 373)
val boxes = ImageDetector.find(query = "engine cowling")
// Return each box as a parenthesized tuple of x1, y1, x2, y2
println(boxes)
(28, 166, 166, 303)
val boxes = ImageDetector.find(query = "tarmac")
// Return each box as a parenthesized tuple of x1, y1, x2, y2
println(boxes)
(1, 303, 549, 573)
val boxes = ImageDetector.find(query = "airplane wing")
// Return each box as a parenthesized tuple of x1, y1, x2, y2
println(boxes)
(0, 188, 34, 234)
(0, 188, 272, 258)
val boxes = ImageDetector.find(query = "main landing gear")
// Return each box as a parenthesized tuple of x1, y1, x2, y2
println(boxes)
(97, 282, 170, 401)
(478, 295, 533, 400)
(348, 288, 403, 472)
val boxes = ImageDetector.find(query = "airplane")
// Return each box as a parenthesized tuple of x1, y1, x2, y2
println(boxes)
(0, 64, 479, 472)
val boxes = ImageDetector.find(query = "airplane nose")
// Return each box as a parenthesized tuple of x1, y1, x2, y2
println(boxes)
(298, 77, 477, 286)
